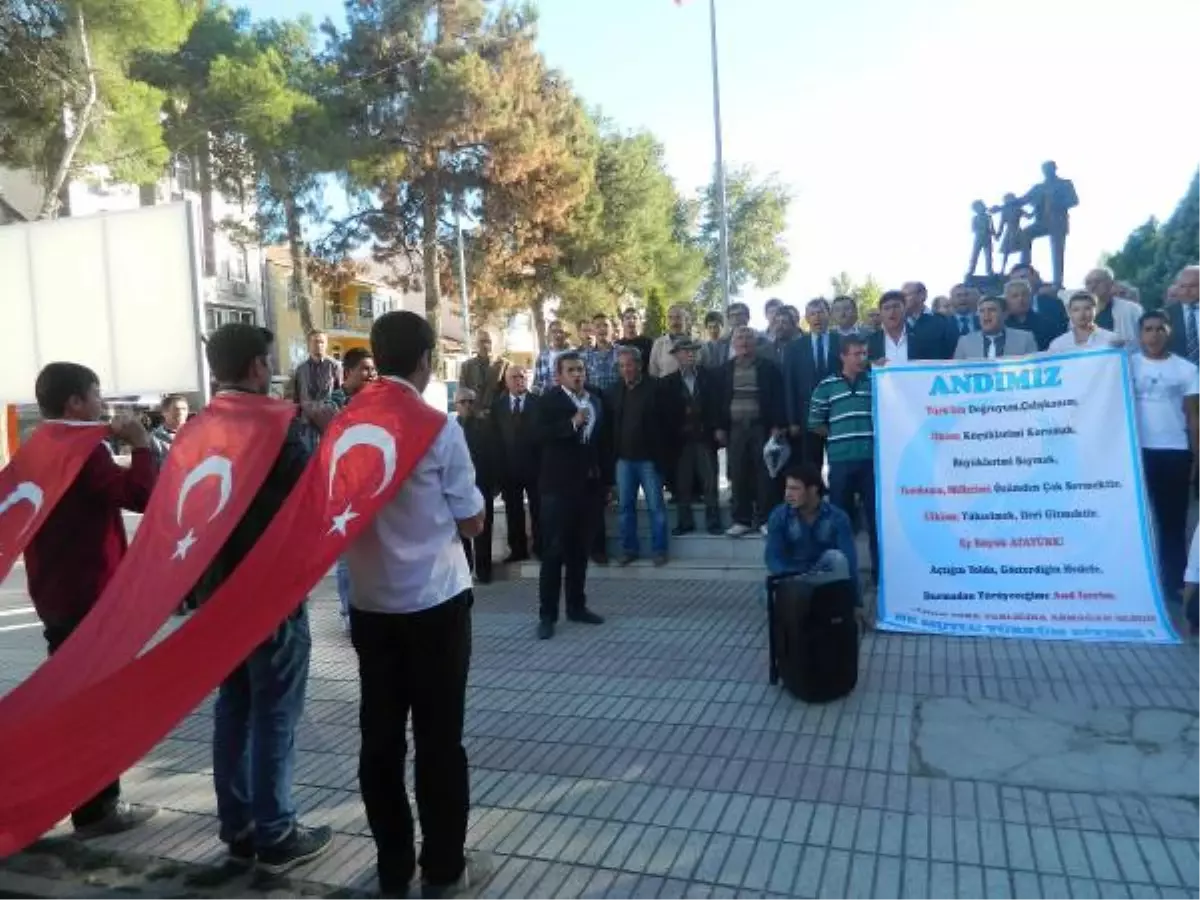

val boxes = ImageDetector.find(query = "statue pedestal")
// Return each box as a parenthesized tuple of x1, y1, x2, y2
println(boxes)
(964, 273, 1009, 297)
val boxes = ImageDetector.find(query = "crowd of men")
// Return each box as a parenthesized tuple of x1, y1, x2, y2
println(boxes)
(455, 263, 1199, 638)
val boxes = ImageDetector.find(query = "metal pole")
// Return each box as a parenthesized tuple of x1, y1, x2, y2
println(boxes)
(455, 207, 472, 348)
(709, 0, 731, 312)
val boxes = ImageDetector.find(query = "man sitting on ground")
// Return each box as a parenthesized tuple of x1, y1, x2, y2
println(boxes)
(765, 464, 860, 611)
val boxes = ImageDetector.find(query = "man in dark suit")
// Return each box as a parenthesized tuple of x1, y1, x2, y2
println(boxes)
(1008, 264, 1068, 339)
(1166, 265, 1199, 365)
(535, 352, 609, 640)
(868, 290, 937, 363)
(716, 327, 787, 535)
(900, 281, 957, 359)
(490, 365, 540, 563)
(455, 388, 500, 583)
(948, 284, 981, 339)
(784, 298, 842, 467)
(661, 339, 721, 535)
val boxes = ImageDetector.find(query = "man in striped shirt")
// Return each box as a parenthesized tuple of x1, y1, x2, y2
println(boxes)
(807, 334, 878, 585)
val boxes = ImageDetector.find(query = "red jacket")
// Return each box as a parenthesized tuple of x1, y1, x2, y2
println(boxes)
(25, 444, 156, 627)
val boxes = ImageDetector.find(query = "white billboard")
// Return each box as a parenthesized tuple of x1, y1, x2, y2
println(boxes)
(0, 202, 204, 403)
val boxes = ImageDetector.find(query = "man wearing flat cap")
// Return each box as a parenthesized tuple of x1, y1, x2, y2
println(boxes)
(660, 338, 722, 535)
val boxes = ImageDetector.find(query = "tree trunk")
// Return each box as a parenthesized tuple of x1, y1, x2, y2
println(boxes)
(38, 6, 97, 220)
(283, 190, 315, 335)
(197, 139, 217, 277)
(423, 176, 443, 375)
(530, 294, 547, 354)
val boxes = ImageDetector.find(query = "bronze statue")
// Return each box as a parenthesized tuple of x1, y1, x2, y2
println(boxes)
(967, 200, 997, 277)
(991, 192, 1029, 276)
(1017, 160, 1078, 288)
(969, 161, 1079, 287)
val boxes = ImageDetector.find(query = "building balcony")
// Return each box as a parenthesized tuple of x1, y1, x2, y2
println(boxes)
(326, 307, 374, 335)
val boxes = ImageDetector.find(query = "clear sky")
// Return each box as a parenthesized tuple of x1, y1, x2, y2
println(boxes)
(246, 0, 1200, 309)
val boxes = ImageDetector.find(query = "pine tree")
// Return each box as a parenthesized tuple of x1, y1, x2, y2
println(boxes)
(0, 0, 195, 218)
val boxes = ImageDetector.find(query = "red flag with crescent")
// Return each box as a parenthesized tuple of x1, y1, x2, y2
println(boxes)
(0, 392, 295, 729)
(0, 421, 109, 585)
(0, 379, 446, 854)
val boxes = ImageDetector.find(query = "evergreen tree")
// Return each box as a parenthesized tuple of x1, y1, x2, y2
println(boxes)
(696, 166, 791, 310)
(0, 0, 195, 218)
(1107, 171, 1199, 309)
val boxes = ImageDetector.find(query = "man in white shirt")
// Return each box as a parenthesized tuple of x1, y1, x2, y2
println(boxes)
(649, 304, 691, 377)
(345, 311, 488, 898)
(866, 291, 910, 365)
(1131, 310, 1199, 602)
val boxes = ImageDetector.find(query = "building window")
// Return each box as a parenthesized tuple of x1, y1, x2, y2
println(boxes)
(357, 289, 375, 322)
(205, 306, 256, 333)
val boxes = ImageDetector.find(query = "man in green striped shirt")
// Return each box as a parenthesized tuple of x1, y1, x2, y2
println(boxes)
(807, 334, 878, 584)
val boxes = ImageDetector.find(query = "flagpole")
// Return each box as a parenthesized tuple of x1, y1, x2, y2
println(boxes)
(708, 0, 731, 312)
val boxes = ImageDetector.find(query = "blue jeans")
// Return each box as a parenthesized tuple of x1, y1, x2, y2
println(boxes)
(336, 556, 351, 618)
(617, 459, 668, 557)
(213, 604, 311, 846)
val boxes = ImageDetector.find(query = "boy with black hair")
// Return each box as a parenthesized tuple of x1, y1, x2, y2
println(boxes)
(347, 310, 488, 898)
(25, 361, 158, 837)
(191, 324, 333, 874)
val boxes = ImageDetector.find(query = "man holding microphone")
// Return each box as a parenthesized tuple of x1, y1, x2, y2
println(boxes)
(534, 352, 610, 639)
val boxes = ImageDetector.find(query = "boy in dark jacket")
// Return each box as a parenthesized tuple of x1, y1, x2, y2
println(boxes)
(190, 324, 332, 875)
(25, 361, 158, 838)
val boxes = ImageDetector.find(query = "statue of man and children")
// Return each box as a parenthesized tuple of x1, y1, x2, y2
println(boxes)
(967, 160, 1079, 288)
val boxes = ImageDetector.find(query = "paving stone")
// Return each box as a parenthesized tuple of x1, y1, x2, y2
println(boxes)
(2, 575, 1196, 900)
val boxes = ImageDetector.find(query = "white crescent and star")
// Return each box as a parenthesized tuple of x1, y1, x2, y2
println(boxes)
(171, 455, 234, 560)
(0, 481, 44, 540)
(326, 424, 398, 536)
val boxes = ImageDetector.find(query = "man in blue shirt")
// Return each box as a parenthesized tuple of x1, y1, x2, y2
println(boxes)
(765, 463, 861, 608)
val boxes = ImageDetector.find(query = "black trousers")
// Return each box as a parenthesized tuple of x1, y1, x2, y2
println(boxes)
(461, 489, 494, 578)
(350, 593, 472, 892)
(728, 420, 773, 527)
(675, 439, 720, 529)
(45, 621, 122, 828)
(501, 478, 540, 557)
(1144, 449, 1192, 596)
(539, 483, 602, 621)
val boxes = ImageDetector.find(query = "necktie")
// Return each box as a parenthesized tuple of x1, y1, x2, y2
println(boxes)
(1187, 305, 1199, 365)
(959, 316, 971, 336)
(815, 335, 826, 379)
(984, 336, 995, 359)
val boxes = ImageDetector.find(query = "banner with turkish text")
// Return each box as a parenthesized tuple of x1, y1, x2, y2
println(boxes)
(0, 393, 295, 728)
(0, 421, 108, 584)
(873, 349, 1176, 643)
(0, 379, 447, 854)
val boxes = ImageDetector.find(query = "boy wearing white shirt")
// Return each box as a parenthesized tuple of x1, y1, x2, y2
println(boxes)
(1131, 310, 1199, 603)
(1048, 290, 1122, 353)
(346, 311, 488, 898)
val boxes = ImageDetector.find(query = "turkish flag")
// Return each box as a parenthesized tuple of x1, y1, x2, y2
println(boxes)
(0, 393, 295, 729)
(0, 421, 108, 584)
(0, 379, 447, 854)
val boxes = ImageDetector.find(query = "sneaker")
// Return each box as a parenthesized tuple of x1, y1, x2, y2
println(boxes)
(74, 801, 158, 839)
(671, 525, 695, 537)
(225, 826, 255, 866)
(256, 823, 333, 875)
(422, 852, 494, 899)
(537, 620, 555, 640)
(567, 609, 605, 625)
(726, 523, 751, 538)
